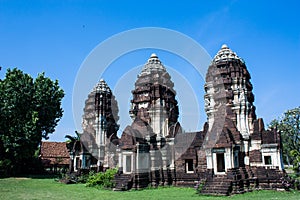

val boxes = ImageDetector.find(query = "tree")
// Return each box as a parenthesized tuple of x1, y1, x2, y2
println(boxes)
(65, 131, 82, 155)
(65, 131, 81, 172)
(269, 107, 300, 170)
(0, 68, 64, 175)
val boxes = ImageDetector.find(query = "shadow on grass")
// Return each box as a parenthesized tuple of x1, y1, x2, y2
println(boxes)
(0, 173, 62, 179)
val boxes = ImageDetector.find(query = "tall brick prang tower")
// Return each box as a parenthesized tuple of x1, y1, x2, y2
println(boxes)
(80, 79, 119, 171)
(129, 53, 180, 138)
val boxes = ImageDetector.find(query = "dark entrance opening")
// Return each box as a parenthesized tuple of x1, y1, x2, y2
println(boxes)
(234, 151, 239, 168)
(217, 153, 225, 172)
(126, 155, 132, 173)
(264, 156, 272, 165)
(185, 159, 194, 173)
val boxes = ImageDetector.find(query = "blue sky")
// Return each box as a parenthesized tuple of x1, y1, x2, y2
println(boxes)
(0, 0, 299, 141)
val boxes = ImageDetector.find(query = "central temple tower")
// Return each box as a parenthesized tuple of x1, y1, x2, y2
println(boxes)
(129, 53, 179, 138)
(116, 53, 182, 188)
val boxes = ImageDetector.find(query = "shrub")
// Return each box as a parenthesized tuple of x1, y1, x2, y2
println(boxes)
(286, 171, 300, 190)
(196, 179, 206, 193)
(0, 159, 11, 177)
(77, 172, 91, 183)
(59, 172, 77, 184)
(86, 168, 117, 188)
(281, 176, 293, 191)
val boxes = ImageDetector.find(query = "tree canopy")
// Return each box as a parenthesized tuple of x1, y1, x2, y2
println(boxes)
(0, 68, 64, 175)
(269, 107, 300, 171)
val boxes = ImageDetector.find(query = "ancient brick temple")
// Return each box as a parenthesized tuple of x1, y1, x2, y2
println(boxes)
(72, 45, 285, 195)
(72, 79, 119, 172)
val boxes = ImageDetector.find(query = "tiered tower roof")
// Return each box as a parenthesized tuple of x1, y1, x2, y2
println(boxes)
(213, 44, 244, 63)
(140, 53, 166, 75)
(135, 53, 174, 90)
(93, 79, 111, 94)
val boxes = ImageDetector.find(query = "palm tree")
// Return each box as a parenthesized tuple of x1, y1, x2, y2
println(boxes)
(65, 131, 81, 172)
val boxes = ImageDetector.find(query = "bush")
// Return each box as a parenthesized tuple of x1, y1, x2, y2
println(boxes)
(281, 176, 293, 191)
(0, 159, 11, 177)
(77, 172, 91, 183)
(86, 168, 117, 188)
(196, 179, 206, 193)
(281, 173, 300, 191)
(59, 173, 77, 184)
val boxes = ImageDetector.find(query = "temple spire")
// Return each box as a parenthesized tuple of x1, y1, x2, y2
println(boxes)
(213, 44, 243, 63)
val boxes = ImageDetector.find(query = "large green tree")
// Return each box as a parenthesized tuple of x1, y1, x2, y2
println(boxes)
(0, 68, 64, 175)
(269, 107, 300, 171)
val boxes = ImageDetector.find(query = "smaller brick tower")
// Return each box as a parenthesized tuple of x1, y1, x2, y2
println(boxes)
(81, 79, 119, 171)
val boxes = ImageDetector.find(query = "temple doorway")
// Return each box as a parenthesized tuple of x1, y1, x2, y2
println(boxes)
(125, 155, 132, 173)
(216, 153, 225, 172)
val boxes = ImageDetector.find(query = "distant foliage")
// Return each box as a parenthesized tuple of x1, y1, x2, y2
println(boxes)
(269, 107, 300, 172)
(0, 68, 64, 175)
(86, 168, 118, 188)
(291, 149, 300, 173)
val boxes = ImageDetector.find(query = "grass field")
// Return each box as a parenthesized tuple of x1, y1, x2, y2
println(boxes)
(1, 177, 300, 200)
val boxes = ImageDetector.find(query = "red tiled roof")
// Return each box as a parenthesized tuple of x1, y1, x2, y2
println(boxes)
(40, 142, 70, 166)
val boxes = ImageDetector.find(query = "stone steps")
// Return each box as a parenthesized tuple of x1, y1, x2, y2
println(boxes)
(200, 167, 258, 196)
(175, 173, 199, 187)
(200, 175, 232, 196)
(251, 167, 284, 189)
(113, 174, 133, 191)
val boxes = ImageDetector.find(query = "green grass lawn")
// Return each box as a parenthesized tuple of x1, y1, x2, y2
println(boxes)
(0, 177, 300, 200)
